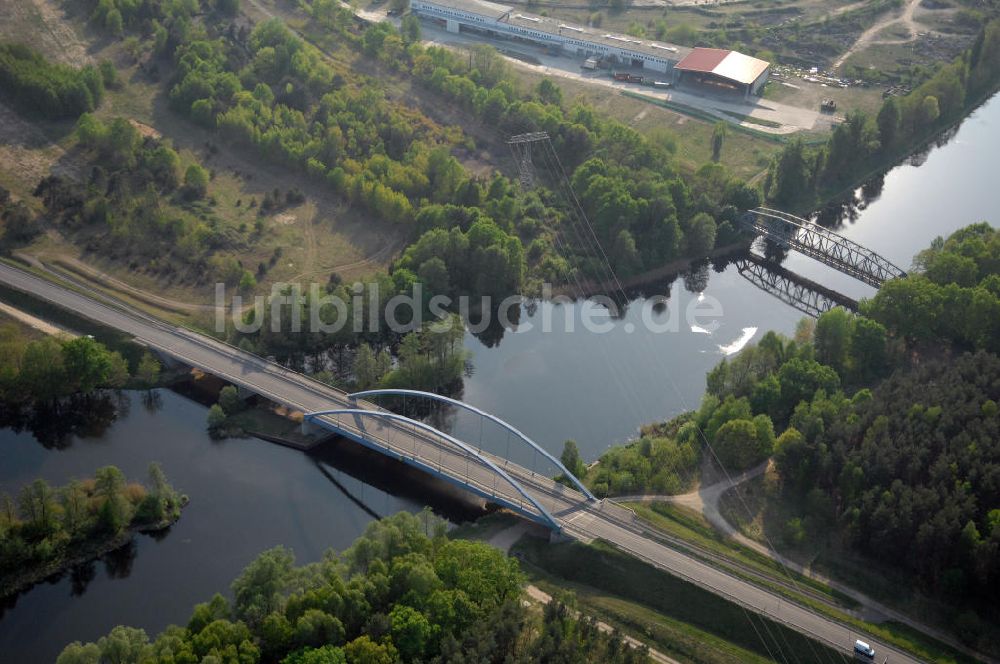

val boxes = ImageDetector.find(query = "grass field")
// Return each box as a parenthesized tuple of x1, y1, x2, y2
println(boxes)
(626, 502, 858, 609)
(524, 76, 780, 180)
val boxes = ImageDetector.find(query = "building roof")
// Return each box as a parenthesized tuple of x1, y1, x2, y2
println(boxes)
(414, 0, 691, 63)
(674, 48, 770, 85)
(450, 0, 512, 19)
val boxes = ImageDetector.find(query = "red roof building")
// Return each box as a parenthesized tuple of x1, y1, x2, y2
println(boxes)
(673, 48, 771, 97)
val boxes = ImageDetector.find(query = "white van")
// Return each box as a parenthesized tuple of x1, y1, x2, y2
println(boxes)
(854, 639, 875, 659)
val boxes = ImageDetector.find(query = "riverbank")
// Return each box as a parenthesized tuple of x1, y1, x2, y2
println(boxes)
(562, 240, 753, 297)
(809, 84, 1000, 217)
(0, 508, 184, 601)
(770, 18, 1000, 216)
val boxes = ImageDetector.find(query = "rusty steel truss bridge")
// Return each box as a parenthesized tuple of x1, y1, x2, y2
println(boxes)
(740, 207, 906, 288)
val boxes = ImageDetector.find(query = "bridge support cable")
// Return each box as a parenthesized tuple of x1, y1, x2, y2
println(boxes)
(349, 389, 598, 501)
(736, 256, 858, 318)
(303, 408, 562, 531)
(740, 208, 906, 288)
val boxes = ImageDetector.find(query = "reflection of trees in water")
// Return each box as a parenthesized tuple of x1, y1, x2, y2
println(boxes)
(70, 561, 96, 596)
(145, 524, 172, 542)
(467, 300, 522, 348)
(0, 537, 141, 616)
(103, 540, 137, 580)
(0, 587, 15, 620)
(813, 174, 886, 231)
(758, 238, 789, 263)
(423, 399, 460, 436)
(812, 119, 963, 232)
(682, 261, 711, 293)
(140, 389, 163, 413)
(710, 252, 741, 274)
(906, 124, 959, 169)
(0, 392, 123, 449)
(860, 175, 885, 206)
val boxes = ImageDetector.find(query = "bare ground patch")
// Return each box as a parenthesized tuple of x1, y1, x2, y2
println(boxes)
(0, 0, 93, 66)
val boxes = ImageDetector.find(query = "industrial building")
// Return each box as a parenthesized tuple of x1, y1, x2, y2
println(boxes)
(673, 47, 771, 97)
(410, 0, 687, 74)
(409, 0, 770, 97)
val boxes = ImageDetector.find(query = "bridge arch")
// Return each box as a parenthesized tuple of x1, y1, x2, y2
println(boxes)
(350, 389, 597, 501)
(303, 408, 561, 531)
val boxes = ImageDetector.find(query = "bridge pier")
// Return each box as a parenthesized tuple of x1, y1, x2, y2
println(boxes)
(148, 346, 186, 371)
(548, 528, 572, 544)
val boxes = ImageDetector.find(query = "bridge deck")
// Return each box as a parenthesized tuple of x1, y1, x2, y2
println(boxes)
(0, 263, 921, 664)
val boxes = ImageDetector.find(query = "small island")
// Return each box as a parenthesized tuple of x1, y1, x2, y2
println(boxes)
(0, 463, 185, 599)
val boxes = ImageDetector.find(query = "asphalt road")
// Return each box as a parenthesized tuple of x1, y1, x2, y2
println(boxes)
(0, 262, 921, 664)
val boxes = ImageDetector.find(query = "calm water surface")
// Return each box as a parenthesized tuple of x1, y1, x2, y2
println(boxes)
(1, 92, 997, 661)
(459, 93, 1000, 460)
(0, 391, 433, 662)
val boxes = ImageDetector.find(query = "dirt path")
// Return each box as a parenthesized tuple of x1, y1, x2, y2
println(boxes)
(0, 300, 75, 337)
(613, 459, 770, 538)
(832, 0, 925, 71)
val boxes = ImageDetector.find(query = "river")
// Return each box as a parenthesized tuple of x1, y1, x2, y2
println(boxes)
(0, 390, 471, 662)
(0, 93, 997, 661)
(458, 92, 1000, 461)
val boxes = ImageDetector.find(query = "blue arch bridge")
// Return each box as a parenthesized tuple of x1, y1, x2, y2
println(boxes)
(302, 389, 600, 532)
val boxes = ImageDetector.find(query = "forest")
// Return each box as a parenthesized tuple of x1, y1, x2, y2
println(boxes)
(863, 222, 1000, 352)
(160, 1, 757, 291)
(766, 17, 1000, 210)
(702, 224, 1000, 647)
(0, 464, 183, 598)
(567, 371, 782, 497)
(1, 0, 769, 375)
(56, 511, 651, 664)
(0, 43, 106, 120)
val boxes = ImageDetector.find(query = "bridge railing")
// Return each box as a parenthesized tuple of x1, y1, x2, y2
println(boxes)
(349, 389, 598, 501)
(305, 408, 563, 531)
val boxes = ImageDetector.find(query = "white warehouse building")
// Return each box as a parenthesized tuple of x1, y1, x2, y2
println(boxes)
(410, 0, 688, 74)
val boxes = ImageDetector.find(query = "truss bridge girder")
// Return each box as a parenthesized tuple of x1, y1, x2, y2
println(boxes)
(739, 208, 906, 288)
